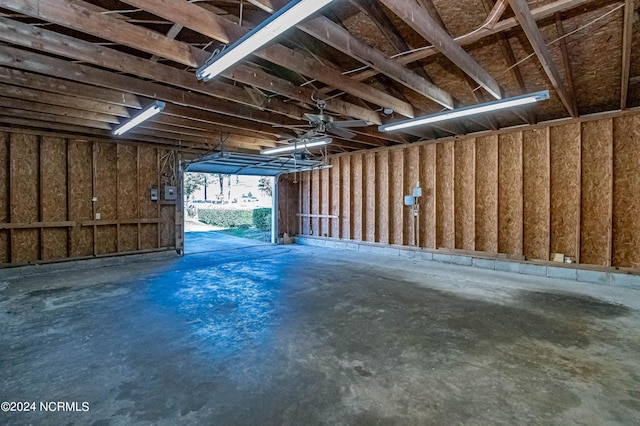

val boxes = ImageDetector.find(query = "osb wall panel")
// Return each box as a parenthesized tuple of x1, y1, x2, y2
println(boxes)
(320, 167, 330, 238)
(0, 132, 9, 263)
(140, 224, 158, 250)
(404, 146, 420, 246)
(475, 135, 498, 252)
(301, 171, 310, 236)
(351, 154, 363, 241)
(364, 152, 376, 242)
(329, 156, 340, 238)
(389, 149, 404, 245)
(293, 112, 640, 272)
(436, 142, 455, 249)
(68, 140, 93, 257)
(96, 225, 117, 255)
(454, 139, 475, 251)
(523, 128, 550, 261)
(612, 116, 640, 268)
(311, 169, 320, 237)
(376, 150, 389, 244)
(95, 143, 118, 220)
(117, 145, 138, 219)
(581, 120, 612, 266)
(41, 137, 68, 260)
(498, 132, 523, 256)
(276, 174, 298, 237)
(120, 224, 138, 253)
(419, 144, 436, 249)
(160, 205, 175, 248)
(340, 155, 352, 240)
(10, 133, 39, 263)
(138, 147, 158, 249)
(550, 123, 581, 259)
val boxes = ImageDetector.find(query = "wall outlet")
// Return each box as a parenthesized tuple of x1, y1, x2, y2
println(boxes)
(95, 213, 101, 220)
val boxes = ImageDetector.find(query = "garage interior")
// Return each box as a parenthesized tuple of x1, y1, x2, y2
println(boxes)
(1, 0, 639, 424)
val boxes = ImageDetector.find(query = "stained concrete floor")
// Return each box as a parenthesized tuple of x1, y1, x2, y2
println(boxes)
(1, 233, 639, 425)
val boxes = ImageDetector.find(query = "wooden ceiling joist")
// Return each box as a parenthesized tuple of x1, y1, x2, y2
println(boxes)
(117, 0, 413, 118)
(508, 0, 578, 118)
(249, 0, 454, 109)
(0, 82, 130, 117)
(379, 0, 503, 100)
(0, 67, 141, 109)
(0, 97, 120, 124)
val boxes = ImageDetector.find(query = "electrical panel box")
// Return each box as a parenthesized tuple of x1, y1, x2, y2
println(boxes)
(150, 188, 158, 201)
(404, 195, 415, 206)
(164, 186, 177, 201)
(413, 187, 422, 197)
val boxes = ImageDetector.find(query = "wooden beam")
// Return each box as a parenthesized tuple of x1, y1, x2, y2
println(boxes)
(0, 17, 303, 120)
(555, 13, 579, 116)
(0, 67, 140, 109)
(117, 0, 416, 118)
(0, 83, 129, 117)
(508, 0, 578, 118)
(150, 23, 183, 62)
(348, 0, 597, 82)
(0, 97, 120, 124)
(0, 45, 301, 128)
(250, 0, 454, 109)
(0, 107, 113, 130)
(379, 0, 503, 100)
(620, 0, 633, 110)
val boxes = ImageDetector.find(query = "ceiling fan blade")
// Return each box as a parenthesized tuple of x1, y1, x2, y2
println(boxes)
(327, 125, 356, 139)
(304, 113, 324, 126)
(331, 119, 372, 128)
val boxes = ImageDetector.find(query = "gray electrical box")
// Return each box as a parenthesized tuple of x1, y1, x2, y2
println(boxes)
(164, 186, 177, 201)
(150, 188, 158, 201)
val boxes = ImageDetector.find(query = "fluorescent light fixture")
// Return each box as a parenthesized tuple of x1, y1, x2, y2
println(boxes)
(261, 138, 332, 155)
(197, 0, 335, 82)
(113, 101, 165, 136)
(379, 90, 550, 132)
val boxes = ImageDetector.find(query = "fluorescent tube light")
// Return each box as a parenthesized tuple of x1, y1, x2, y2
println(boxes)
(197, 0, 334, 82)
(113, 101, 165, 136)
(379, 90, 550, 132)
(261, 138, 332, 155)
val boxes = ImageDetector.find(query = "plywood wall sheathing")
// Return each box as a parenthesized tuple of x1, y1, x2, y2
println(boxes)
(311, 169, 320, 237)
(550, 124, 581, 260)
(612, 116, 640, 268)
(436, 142, 455, 249)
(419, 144, 437, 249)
(580, 120, 613, 266)
(0, 132, 9, 263)
(41, 137, 68, 260)
(10, 133, 40, 263)
(405, 146, 420, 246)
(95, 143, 118, 255)
(364, 152, 376, 242)
(376, 150, 389, 244)
(475, 135, 499, 253)
(523, 128, 550, 261)
(329, 156, 340, 238)
(455, 139, 475, 251)
(352, 154, 364, 241)
(68, 140, 93, 257)
(138, 146, 158, 250)
(320, 167, 330, 238)
(118, 145, 138, 252)
(301, 171, 310, 236)
(498, 133, 524, 256)
(389, 149, 404, 245)
(340, 156, 352, 240)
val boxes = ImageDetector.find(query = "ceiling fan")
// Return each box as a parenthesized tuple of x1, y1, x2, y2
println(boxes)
(302, 99, 373, 139)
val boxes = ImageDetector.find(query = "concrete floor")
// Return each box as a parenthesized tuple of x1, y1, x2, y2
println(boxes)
(1, 233, 639, 425)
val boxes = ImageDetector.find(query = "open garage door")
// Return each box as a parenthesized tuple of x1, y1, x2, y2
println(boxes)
(183, 153, 324, 250)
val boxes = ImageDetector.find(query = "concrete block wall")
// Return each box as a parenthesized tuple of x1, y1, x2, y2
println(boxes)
(296, 237, 640, 289)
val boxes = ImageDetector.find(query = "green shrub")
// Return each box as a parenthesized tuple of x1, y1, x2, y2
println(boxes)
(252, 208, 272, 231)
(197, 209, 253, 228)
